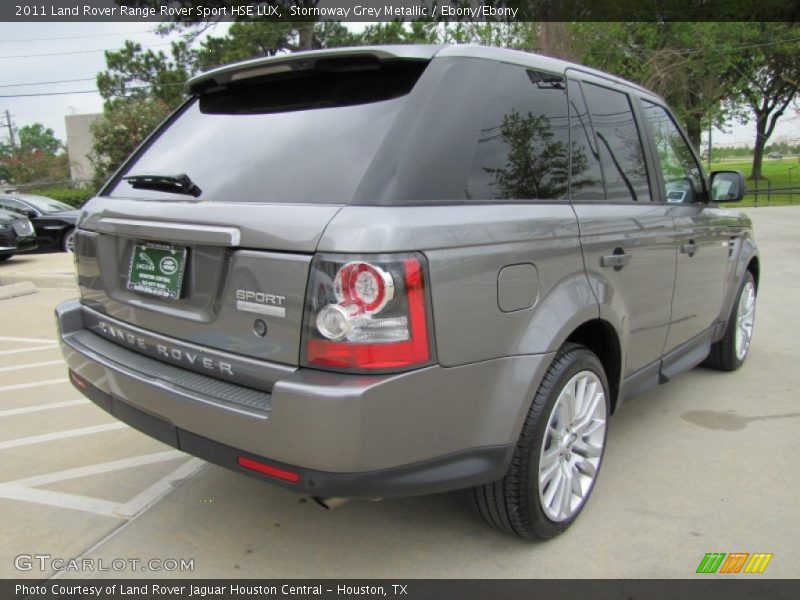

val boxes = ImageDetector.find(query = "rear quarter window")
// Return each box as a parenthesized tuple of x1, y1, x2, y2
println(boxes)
(464, 65, 570, 201)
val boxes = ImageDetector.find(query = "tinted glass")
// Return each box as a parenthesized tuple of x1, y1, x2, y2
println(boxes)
(581, 83, 651, 202)
(567, 80, 605, 201)
(110, 61, 426, 204)
(641, 100, 704, 203)
(465, 65, 570, 201)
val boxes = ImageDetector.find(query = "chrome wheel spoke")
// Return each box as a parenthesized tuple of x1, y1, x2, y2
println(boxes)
(579, 418, 603, 439)
(570, 465, 583, 497)
(557, 467, 572, 518)
(543, 467, 563, 508)
(573, 439, 603, 459)
(574, 391, 601, 433)
(540, 446, 560, 470)
(575, 458, 597, 478)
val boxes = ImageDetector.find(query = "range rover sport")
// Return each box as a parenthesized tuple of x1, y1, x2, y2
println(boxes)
(57, 45, 758, 539)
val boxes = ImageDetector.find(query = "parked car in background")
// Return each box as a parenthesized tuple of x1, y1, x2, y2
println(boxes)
(0, 208, 37, 261)
(767, 151, 783, 159)
(0, 194, 79, 252)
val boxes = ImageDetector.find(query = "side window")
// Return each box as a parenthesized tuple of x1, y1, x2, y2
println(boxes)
(465, 65, 570, 201)
(641, 100, 704, 203)
(567, 80, 605, 201)
(581, 82, 651, 202)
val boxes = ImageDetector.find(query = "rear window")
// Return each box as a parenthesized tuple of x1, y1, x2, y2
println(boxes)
(109, 59, 428, 204)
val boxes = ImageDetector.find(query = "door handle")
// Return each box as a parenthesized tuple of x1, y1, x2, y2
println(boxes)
(680, 241, 699, 256)
(600, 251, 632, 270)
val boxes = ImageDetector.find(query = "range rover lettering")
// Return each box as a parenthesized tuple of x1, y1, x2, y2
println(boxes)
(57, 45, 758, 539)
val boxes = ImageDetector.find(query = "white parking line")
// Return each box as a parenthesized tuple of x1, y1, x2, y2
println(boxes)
(0, 359, 64, 373)
(0, 346, 60, 356)
(0, 455, 205, 520)
(115, 458, 205, 518)
(8, 450, 187, 487)
(0, 378, 69, 392)
(0, 484, 120, 517)
(0, 399, 90, 418)
(0, 336, 58, 345)
(0, 336, 58, 344)
(0, 422, 128, 450)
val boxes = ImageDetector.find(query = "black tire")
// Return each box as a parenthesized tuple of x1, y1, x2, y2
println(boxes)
(62, 228, 76, 253)
(468, 343, 610, 540)
(704, 271, 756, 372)
(0, 254, 12, 262)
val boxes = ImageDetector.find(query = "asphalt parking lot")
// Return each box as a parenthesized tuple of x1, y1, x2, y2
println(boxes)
(0, 207, 797, 579)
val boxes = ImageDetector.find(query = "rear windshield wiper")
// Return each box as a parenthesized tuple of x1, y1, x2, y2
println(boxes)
(122, 173, 202, 197)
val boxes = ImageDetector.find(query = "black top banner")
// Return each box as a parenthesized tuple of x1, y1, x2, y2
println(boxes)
(2, 0, 800, 22)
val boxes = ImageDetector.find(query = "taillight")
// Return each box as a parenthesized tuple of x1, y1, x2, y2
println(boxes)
(303, 253, 434, 372)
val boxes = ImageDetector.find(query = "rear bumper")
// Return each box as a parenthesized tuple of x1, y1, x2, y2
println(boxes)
(57, 299, 552, 498)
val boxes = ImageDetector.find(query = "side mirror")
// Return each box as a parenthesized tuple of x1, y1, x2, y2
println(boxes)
(710, 170, 746, 202)
(21, 208, 38, 218)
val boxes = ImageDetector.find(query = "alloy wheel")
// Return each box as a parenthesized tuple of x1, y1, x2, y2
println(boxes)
(538, 370, 607, 523)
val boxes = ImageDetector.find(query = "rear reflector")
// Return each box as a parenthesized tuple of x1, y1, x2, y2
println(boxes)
(69, 371, 87, 390)
(237, 456, 300, 484)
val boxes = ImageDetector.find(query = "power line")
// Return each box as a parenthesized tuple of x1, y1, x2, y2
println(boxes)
(0, 41, 173, 60)
(0, 89, 102, 98)
(0, 77, 96, 89)
(0, 29, 156, 44)
(0, 82, 185, 99)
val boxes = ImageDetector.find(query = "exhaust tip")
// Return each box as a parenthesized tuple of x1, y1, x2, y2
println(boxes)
(312, 496, 350, 510)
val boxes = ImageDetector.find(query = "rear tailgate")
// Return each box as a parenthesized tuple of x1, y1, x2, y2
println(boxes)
(75, 199, 341, 366)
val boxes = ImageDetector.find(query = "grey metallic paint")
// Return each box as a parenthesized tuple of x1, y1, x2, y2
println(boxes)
(58, 44, 759, 495)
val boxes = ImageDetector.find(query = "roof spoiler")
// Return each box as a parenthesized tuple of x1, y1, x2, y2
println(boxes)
(186, 45, 443, 95)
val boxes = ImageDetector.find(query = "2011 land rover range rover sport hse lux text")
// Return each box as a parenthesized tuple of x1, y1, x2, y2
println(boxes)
(57, 45, 758, 539)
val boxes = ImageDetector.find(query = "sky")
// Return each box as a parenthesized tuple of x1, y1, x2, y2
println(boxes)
(0, 22, 798, 148)
(0, 22, 231, 142)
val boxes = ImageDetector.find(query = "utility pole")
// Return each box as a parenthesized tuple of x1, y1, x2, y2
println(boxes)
(707, 127, 712, 172)
(2, 109, 16, 149)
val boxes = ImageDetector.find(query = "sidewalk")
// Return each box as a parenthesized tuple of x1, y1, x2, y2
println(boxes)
(0, 251, 77, 290)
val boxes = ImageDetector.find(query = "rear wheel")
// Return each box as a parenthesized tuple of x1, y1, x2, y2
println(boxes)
(469, 344, 609, 540)
(704, 271, 756, 371)
(0, 254, 12, 262)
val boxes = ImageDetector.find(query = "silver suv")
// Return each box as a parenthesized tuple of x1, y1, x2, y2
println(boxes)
(57, 45, 758, 539)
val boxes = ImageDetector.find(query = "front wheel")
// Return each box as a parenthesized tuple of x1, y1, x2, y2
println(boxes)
(0, 254, 12, 262)
(704, 271, 756, 371)
(469, 344, 609, 540)
(62, 228, 76, 253)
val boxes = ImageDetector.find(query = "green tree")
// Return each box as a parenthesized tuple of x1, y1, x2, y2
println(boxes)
(0, 123, 67, 184)
(725, 23, 800, 180)
(18, 124, 63, 156)
(97, 39, 193, 109)
(574, 22, 745, 149)
(89, 98, 173, 188)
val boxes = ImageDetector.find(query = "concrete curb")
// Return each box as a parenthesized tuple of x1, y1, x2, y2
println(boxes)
(0, 274, 76, 289)
(0, 281, 37, 300)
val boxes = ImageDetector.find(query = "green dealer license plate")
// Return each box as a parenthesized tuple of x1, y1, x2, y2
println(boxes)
(127, 242, 187, 299)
